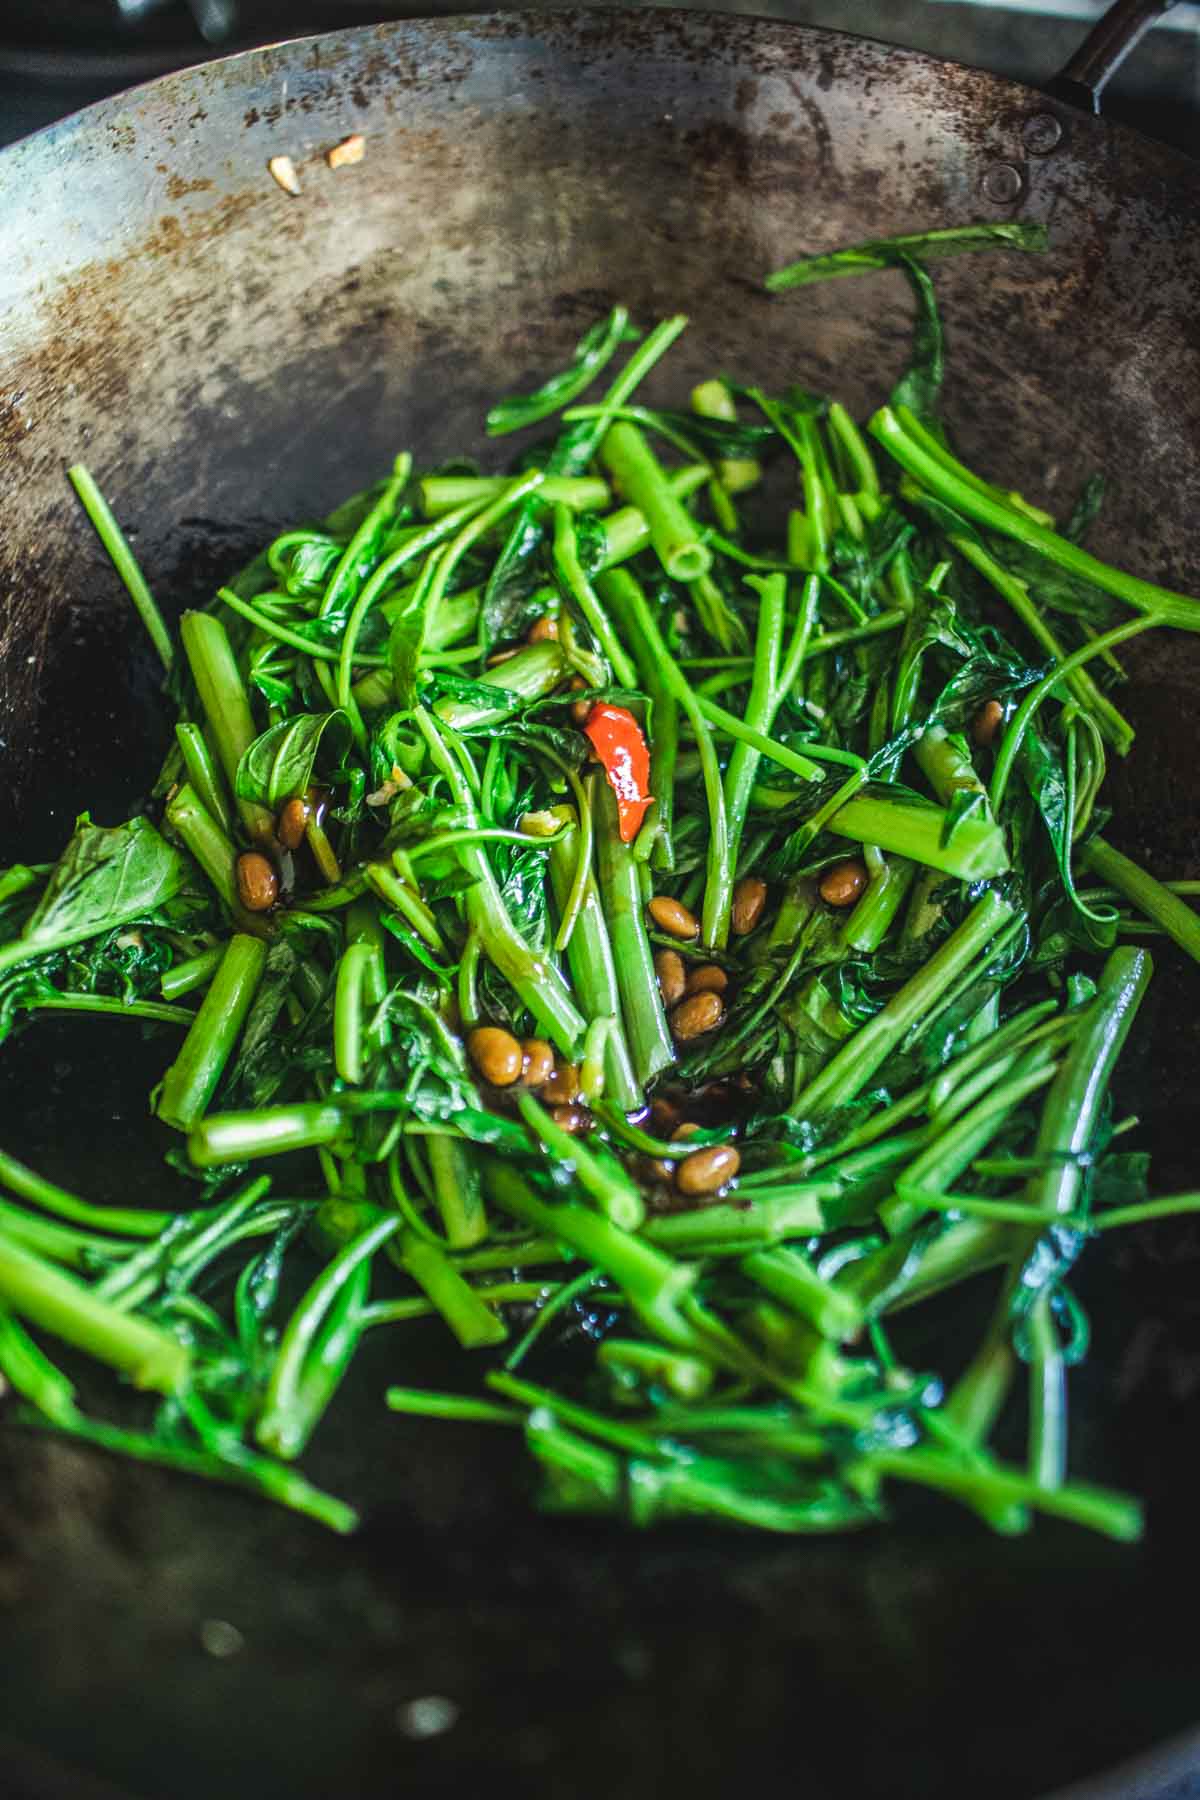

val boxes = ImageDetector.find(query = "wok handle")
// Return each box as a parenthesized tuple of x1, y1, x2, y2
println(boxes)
(1048, 0, 1179, 113)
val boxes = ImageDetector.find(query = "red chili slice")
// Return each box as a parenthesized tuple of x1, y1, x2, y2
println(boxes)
(582, 703, 653, 843)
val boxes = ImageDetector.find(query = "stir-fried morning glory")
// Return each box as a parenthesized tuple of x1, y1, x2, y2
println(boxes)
(3, 225, 1200, 1539)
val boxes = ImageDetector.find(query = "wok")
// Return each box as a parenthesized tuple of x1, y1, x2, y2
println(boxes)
(2, 6, 1200, 1797)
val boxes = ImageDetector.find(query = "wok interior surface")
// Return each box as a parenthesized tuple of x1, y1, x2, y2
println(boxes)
(1, 11, 1200, 1798)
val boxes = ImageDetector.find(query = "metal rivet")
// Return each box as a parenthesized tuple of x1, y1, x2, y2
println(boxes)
(1023, 112, 1064, 156)
(981, 162, 1024, 205)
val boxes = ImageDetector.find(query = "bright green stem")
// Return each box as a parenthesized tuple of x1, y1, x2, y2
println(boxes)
(691, 378, 761, 494)
(395, 1230, 508, 1349)
(68, 463, 174, 672)
(0, 1147, 169, 1240)
(949, 534, 1132, 753)
(257, 1213, 400, 1456)
(546, 814, 642, 1112)
(593, 779, 675, 1088)
(1082, 837, 1200, 967)
(0, 1308, 78, 1424)
(989, 617, 1156, 811)
(188, 1102, 345, 1168)
(420, 475, 610, 516)
(1024, 946, 1152, 1219)
(157, 934, 267, 1131)
(333, 941, 374, 1084)
(40, 1407, 356, 1532)
(433, 640, 569, 731)
(518, 1093, 644, 1231)
(481, 1158, 697, 1326)
(279, 1257, 370, 1460)
(426, 1132, 488, 1249)
(0, 1230, 189, 1392)
(597, 1337, 716, 1400)
(914, 726, 989, 808)
(599, 421, 712, 583)
(160, 943, 224, 1001)
(741, 1247, 865, 1342)
(872, 405, 1200, 632)
(789, 889, 1014, 1121)
(552, 504, 638, 688)
(709, 573, 786, 949)
(860, 1445, 1140, 1542)
(174, 723, 233, 835)
(827, 789, 1009, 880)
(179, 610, 274, 842)
(163, 783, 239, 915)
(1028, 1288, 1066, 1491)
(414, 711, 585, 1056)
(594, 465, 710, 567)
(598, 567, 730, 946)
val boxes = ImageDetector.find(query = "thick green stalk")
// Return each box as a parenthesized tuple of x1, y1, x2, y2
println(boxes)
(188, 1102, 345, 1168)
(709, 574, 786, 948)
(163, 782, 240, 916)
(598, 567, 730, 946)
(827, 790, 1009, 880)
(1081, 837, 1200, 967)
(179, 610, 274, 842)
(546, 813, 642, 1111)
(174, 723, 233, 835)
(157, 934, 267, 1131)
(518, 1093, 644, 1231)
(740, 1247, 865, 1342)
(160, 943, 224, 1001)
(426, 1133, 488, 1249)
(395, 1230, 508, 1348)
(599, 421, 712, 583)
(592, 780, 675, 1088)
(1024, 946, 1152, 1219)
(420, 474, 610, 516)
(0, 1231, 189, 1392)
(789, 889, 1014, 1121)
(594, 464, 710, 567)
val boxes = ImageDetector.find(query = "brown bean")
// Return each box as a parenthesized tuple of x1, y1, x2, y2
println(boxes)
(973, 699, 1005, 749)
(467, 1026, 523, 1087)
(550, 1105, 589, 1135)
(276, 795, 311, 851)
(819, 858, 869, 908)
(568, 676, 593, 728)
(670, 1122, 701, 1142)
(676, 1144, 741, 1197)
(670, 991, 724, 1040)
(541, 1060, 581, 1106)
(527, 614, 559, 643)
(520, 1038, 556, 1090)
(730, 876, 767, 936)
(236, 851, 279, 912)
(648, 895, 700, 940)
(654, 948, 687, 1008)
(686, 963, 728, 997)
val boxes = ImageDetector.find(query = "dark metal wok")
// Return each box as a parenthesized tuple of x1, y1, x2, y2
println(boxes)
(2, 7, 1200, 1797)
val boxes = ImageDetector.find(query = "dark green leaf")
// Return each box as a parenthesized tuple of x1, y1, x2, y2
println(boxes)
(17, 816, 191, 958)
(235, 712, 352, 809)
(486, 307, 640, 436)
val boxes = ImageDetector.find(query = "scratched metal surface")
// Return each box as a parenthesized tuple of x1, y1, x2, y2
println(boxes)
(1, 13, 1199, 1799)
